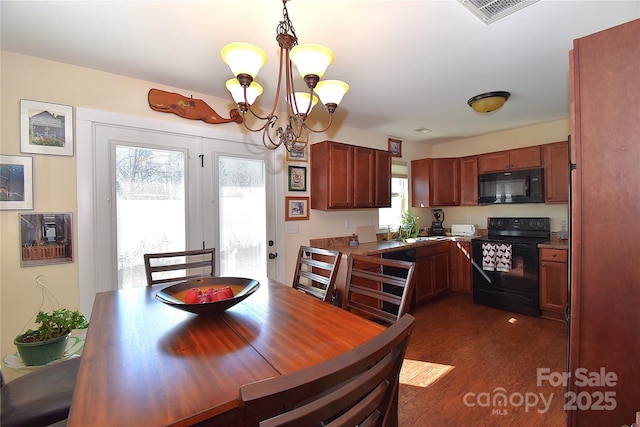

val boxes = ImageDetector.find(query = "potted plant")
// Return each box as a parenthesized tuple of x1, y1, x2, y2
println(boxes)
(400, 211, 420, 240)
(14, 308, 88, 366)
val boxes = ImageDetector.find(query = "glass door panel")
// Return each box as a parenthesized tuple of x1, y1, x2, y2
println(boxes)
(114, 145, 187, 289)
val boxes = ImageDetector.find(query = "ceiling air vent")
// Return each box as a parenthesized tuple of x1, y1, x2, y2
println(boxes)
(458, 0, 539, 25)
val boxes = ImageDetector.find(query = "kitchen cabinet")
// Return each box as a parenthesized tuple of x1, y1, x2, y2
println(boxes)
(411, 158, 460, 207)
(451, 241, 472, 294)
(543, 141, 569, 203)
(539, 248, 568, 320)
(414, 243, 450, 304)
(477, 146, 541, 173)
(568, 19, 640, 426)
(459, 156, 478, 205)
(311, 140, 391, 210)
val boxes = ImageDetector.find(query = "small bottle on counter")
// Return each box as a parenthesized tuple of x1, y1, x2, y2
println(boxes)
(349, 233, 359, 246)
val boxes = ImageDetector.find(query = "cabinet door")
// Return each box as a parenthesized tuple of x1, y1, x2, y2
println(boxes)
(353, 146, 375, 207)
(539, 253, 568, 315)
(432, 252, 450, 295)
(509, 146, 542, 170)
(374, 150, 391, 207)
(544, 141, 569, 203)
(326, 143, 353, 208)
(451, 241, 472, 294)
(414, 255, 435, 304)
(477, 150, 510, 173)
(459, 156, 478, 205)
(411, 158, 431, 208)
(431, 158, 460, 206)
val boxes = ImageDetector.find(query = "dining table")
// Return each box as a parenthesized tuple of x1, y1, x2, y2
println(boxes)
(67, 277, 386, 426)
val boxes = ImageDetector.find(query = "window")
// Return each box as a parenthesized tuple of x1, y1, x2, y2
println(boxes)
(379, 162, 408, 232)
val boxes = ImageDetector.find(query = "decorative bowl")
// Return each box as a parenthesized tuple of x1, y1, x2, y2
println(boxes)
(156, 277, 260, 315)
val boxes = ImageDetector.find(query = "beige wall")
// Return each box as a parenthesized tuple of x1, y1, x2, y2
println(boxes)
(0, 50, 569, 361)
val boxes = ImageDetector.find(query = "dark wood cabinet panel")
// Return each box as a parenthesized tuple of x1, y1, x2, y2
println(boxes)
(414, 243, 450, 305)
(478, 146, 541, 173)
(311, 141, 390, 210)
(459, 156, 478, 206)
(569, 18, 640, 426)
(411, 158, 459, 207)
(451, 241, 472, 294)
(539, 248, 568, 320)
(543, 141, 569, 203)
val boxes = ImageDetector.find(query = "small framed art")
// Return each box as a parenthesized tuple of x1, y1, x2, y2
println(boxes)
(288, 165, 307, 192)
(20, 99, 74, 156)
(0, 155, 33, 210)
(285, 144, 308, 162)
(20, 212, 74, 267)
(285, 196, 310, 221)
(388, 138, 402, 157)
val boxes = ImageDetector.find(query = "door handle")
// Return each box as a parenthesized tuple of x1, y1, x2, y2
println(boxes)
(268, 253, 278, 259)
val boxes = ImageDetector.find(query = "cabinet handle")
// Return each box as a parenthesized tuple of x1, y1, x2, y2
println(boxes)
(552, 254, 557, 257)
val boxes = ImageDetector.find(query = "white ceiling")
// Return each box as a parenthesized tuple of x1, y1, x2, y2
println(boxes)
(2, 1, 638, 144)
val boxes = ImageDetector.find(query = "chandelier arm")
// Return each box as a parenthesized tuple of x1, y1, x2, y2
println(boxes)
(262, 122, 284, 149)
(238, 110, 273, 133)
(301, 113, 335, 134)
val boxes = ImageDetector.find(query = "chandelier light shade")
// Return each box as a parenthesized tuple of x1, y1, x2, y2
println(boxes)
(221, 42, 267, 79)
(220, 0, 348, 152)
(467, 91, 511, 113)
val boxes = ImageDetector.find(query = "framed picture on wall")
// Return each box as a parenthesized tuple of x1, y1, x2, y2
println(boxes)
(0, 155, 33, 210)
(20, 212, 74, 267)
(285, 196, 309, 221)
(388, 138, 402, 157)
(285, 143, 308, 162)
(20, 99, 74, 156)
(288, 165, 307, 192)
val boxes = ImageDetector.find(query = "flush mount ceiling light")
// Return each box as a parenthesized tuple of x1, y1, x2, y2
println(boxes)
(221, 0, 349, 152)
(467, 91, 511, 113)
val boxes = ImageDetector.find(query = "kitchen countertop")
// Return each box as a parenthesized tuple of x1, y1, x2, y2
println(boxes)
(325, 236, 474, 256)
(538, 240, 569, 250)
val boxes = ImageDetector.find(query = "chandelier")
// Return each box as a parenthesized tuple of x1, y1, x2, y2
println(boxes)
(221, 0, 349, 152)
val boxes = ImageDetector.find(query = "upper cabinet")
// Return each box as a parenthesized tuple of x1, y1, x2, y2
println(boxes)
(311, 140, 391, 210)
(543, 141, 569, 203)
(459, 155, 478, 206)
(477, 146, 542, 173)
(411, 158, 460, 207)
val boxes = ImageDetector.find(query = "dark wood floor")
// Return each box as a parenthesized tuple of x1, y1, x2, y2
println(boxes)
(399, 293, 568, 427)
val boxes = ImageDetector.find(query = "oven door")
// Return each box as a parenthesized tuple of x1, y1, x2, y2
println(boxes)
(471, 238, 541, 316)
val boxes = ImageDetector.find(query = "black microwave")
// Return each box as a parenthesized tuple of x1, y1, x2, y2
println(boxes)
(478, 168, 544, 204)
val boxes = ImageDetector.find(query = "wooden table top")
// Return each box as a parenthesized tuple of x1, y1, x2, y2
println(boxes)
(67, 278, 385, 427)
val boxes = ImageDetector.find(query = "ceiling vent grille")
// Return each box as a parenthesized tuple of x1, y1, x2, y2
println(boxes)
(458, 0, 540, 25)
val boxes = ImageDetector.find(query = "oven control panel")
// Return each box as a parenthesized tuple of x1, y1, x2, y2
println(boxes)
(488, 217, 550, 232)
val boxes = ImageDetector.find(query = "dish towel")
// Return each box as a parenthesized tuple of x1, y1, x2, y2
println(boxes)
(482, 243, 497, 271)
(495, 243, 513, 272)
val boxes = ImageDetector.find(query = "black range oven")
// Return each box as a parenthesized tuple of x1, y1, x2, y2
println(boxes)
(471, 217, 550, 316)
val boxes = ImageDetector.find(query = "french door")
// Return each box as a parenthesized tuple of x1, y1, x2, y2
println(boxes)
(89, 122, 278, 294)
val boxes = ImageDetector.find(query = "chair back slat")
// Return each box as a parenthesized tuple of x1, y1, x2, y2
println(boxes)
(143, 248, 215, 286)
(292, 246, 342, 303)
(240, 314, 415, 427)
(343, 254, 416, 326)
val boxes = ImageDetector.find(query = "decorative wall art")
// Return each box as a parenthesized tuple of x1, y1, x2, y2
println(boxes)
(288, 165, 307, 192)
(20, 213, 74, 267)
(285, 196, 309, 221)
(285, 143, 308, 162)
(148, 88, 243, 125)
(20, 100, 74, 156)
(388, 138, 402, 157)
(0, 155, 33, 210)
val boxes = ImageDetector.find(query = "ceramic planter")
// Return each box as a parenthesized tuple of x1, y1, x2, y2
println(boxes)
(14, 333, 70, 366)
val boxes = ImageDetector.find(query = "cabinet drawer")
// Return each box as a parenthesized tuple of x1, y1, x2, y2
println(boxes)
(540, 248, 567, 262)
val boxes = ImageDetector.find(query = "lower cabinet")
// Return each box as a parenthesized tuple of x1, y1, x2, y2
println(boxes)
(414, 243, 450, 305)
(451, 241, 473, 294)
(539, 248, 568, 321)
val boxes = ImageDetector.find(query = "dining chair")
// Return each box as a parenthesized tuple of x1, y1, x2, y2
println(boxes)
(292, 246, 342, 303)
(143, 248, 215, 286)
(240, 313, 415, 427)
(0, 357, 80, 427)
(342, 254, 416, 326)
